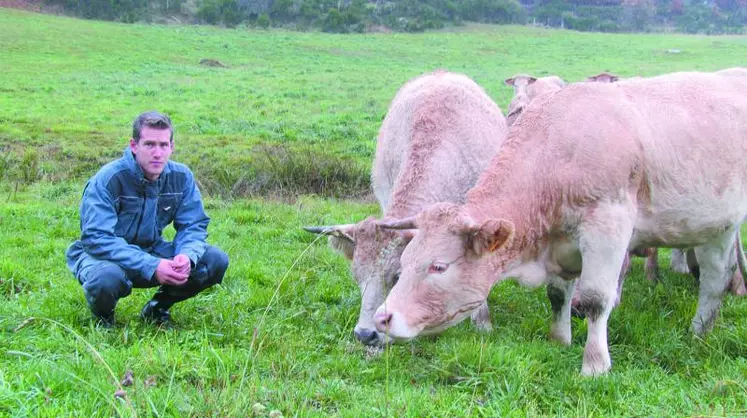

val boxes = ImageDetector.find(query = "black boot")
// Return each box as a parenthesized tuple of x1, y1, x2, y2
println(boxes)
(140, 300, 172, 326)
(93, 310, 115, 328)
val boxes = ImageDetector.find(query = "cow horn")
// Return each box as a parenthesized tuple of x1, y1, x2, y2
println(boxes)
(303, 225, 355, 242)
(377, 216, 417, 230)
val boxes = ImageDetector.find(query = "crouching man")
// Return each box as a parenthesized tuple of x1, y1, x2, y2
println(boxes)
(66, 111, 229, 327)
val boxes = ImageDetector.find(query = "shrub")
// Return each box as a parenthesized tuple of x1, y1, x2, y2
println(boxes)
(0, 150, 11, 182)
(256, 12, 271, 28)
(323, 8, 346, 32)
(18, 149, 42, 184)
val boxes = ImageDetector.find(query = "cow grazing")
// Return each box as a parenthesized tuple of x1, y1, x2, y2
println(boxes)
(375, 69, 747, 375)
(304, 70, 507, 347)
(504, 74, 565, 126)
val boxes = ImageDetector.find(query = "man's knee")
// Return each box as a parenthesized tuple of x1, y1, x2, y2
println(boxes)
(82, 263, 132, 301)
(201, 246, 229, 285)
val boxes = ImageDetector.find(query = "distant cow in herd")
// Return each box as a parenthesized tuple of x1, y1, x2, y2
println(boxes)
(504, 74, 565, 126)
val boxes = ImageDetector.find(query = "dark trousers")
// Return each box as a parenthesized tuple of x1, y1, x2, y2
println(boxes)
(72, 244, 229, 317)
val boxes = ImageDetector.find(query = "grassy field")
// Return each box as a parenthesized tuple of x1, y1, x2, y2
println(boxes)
(2, 7, 747, 416)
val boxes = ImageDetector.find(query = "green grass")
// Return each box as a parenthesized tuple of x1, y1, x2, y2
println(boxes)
(2, 8, 747, 416)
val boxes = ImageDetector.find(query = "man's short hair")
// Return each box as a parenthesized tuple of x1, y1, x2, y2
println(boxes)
(132, 111, 174, 143)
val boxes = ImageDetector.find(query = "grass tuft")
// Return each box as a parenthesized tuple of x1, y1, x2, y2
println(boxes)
(188, 144, 371, 199)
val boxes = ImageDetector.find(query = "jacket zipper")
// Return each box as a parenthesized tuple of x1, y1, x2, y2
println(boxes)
(132, 179, 147, 244)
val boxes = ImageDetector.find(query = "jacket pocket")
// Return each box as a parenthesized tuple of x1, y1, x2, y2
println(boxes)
(115, 196, 143, 237)
(157, 194, 181, 231)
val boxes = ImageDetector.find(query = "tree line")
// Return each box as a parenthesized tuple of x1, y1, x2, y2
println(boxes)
(44, 0, 747, 34)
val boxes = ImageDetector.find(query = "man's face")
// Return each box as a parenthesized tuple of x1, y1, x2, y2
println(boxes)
(130, 126, 173, 181)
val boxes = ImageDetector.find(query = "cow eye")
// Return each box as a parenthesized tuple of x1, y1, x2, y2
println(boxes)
(427, 262, 449, 274)
(392, 272, 400, 286)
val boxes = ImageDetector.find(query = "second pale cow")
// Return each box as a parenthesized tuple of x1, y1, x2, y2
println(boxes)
(305, 71, 507, 346)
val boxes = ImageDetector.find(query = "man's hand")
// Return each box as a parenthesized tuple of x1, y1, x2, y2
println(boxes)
(155, 259, 188, 286)
(172, 254, 192, 276)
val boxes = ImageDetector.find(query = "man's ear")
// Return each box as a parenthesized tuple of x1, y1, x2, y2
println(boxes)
(129, 138, 137, 152)
(465, 219, 514, 256)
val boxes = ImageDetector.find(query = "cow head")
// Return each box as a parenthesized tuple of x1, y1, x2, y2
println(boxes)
(505, 74, 537, 92)
(373, 203, 513, 340)
(505, 74, 564, 126)
(586, 72, 620, 83)
(303, 217, 414, 346)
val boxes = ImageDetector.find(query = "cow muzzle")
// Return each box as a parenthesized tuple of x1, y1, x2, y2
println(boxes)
(352, 327, 384, 346)
(373, 307, 419, 341)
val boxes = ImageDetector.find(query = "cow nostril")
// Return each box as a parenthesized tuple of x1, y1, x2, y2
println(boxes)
(374, 312, 393, 330)
(354, 328, 378, 344)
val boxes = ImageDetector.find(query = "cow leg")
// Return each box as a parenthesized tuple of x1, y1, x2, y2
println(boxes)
(726, 237, 746, 296)
(644, 248, 660, 283)
(547, 275, 576, 346)
(670, 248, 691, 274)
(470, 301, 493, 332)
(727, 270, 746, 296)
(613, 251, 631, 307)
(691, 232, 734, 336)
(686, 249, 700, 279)
(576, 202, 633, 376)
(572, 252, 626, 319)
(614, 252, 629, 307)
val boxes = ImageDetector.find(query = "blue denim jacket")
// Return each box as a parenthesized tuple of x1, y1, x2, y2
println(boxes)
(66, 147, 210, 280)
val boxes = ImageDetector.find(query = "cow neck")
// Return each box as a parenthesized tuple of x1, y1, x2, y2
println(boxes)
(468, 196, 548, 265)
(384, 200, 428, 220)
(465, 136, 556, 266)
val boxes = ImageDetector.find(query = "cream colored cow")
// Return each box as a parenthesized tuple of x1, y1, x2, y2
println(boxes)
(305, 70, 507, 346)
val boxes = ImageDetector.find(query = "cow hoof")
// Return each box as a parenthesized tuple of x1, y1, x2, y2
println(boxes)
(549, 330, 571, 346)
(581, 362, 611, 377)
(473, 321, 493, 333)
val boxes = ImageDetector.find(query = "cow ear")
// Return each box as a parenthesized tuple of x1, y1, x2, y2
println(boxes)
(398, 229, 416, 242)
(466, 219, 514, 256)
(329, 235, 355, 260)
(304, 224, 356, 260)
(527, 76, 538, 85)
(504, 77, 515, 86)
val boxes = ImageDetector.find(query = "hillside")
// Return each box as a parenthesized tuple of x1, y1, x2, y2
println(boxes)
(3, 0, 746, 33)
